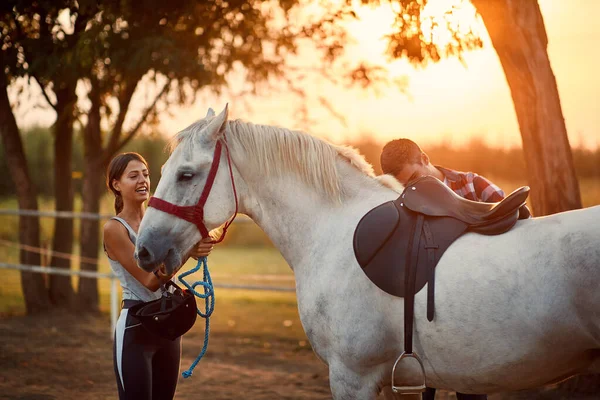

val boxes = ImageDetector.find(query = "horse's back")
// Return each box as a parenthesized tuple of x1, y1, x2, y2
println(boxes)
(410, 206, 600, 391)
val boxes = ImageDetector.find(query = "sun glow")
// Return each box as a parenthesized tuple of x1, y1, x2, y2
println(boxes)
(15, 1, 599, 150)
(420, 0, 483, 48)
(341, 0, 488, 86)
(347, 0, 485, 59)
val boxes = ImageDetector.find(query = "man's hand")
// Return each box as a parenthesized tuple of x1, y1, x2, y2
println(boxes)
(189, 237, 215, 259)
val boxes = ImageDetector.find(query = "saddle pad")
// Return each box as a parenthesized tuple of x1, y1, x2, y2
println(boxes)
(353, 198, 468, 298)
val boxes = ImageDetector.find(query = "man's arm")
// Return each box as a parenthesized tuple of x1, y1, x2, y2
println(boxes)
(472, 175, 505, 203)
(473, 174, 533, 218)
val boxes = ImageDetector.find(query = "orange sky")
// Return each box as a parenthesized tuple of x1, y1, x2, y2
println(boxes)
(15, 0, 600, 149)
(162, 0, 600, 149)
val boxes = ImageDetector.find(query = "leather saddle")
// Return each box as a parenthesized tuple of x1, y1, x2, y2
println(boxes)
(353, 175, 530, 305)
(352, 175, 529, 393)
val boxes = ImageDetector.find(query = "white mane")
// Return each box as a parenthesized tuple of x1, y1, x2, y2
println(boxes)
(173, 119, 396, 202)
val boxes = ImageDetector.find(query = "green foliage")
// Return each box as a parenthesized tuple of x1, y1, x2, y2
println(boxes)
(1, 0, 354, 120)
(23, 126, 54, 195)
(0, 126, 54, 196)
(1, 0, 358, 209)
(356, 0, 483, 66)
(2, 128, 598, 199)
(0, 126, 169, 196)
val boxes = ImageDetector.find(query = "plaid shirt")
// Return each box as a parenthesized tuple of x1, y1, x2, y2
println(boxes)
(436, 166, 504, 203)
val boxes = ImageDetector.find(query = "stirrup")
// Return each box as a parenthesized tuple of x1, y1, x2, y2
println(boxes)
(391, 351, 427, 394)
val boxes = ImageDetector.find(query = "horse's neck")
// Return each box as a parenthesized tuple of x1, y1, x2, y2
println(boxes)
(239, 159, 398, 271)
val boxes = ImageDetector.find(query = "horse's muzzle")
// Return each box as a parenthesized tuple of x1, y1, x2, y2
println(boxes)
(135, 235, 179, 274)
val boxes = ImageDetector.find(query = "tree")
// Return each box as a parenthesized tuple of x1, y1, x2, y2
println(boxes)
(0, 24, 49, 312)
(75, 0, 356, 310)
(2, 0, 354, 312)
(352, 0, 589, 391)
(357, 0, 581, 216)
(1, 0, 97, 308)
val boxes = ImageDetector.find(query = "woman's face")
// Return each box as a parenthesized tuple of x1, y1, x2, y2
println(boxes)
(113, 160, 150, 204)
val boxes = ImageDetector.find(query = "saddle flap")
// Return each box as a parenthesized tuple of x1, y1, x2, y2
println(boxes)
(353, 201, 401, 266)
(354, 199, 468, 298)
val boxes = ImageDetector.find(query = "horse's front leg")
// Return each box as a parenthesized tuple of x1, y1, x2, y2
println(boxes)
(329, 360, 381, 400)
(329, 362, 423, 400)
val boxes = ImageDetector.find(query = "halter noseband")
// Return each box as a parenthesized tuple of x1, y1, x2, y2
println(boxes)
(148, 137, 238, 244)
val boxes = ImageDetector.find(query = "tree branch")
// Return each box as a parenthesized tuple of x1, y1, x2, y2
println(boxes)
(32, 75, 57, 111)
(11, 14, 58, 112)
(104, 78, 141, 156)
(104, 78, 172, 163)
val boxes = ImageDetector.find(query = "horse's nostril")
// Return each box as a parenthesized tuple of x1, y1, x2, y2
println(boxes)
(138, 246, 150, 261)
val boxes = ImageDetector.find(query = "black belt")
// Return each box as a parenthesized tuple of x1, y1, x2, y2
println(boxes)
(122, 299, 144, 309)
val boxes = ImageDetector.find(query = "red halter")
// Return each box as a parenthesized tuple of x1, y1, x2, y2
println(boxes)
(148, 137, 238, 244)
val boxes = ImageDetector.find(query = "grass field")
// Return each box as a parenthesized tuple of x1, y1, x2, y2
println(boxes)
(0, 245, 306, 341)
(1, 177, 599, 342)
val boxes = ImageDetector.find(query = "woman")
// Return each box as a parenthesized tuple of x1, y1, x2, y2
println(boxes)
(104, 152, 214, 400)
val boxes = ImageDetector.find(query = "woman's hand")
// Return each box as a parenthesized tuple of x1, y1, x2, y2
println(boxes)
(156, 263, 175, 279)
(189, 237, 215, 259)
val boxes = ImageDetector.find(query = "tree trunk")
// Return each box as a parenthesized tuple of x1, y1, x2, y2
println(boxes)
(472, 0, 582, 216)
(77, 88, 102, 312)
(48, 87, 76, 308)
(77, 161, 104, 312)
(473, 1, 593, 393)
(0, 81, 50, 314)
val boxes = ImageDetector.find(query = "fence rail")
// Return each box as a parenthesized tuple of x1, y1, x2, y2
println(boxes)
(0, 262, 295, 338)
(0, 208, 293, 339)
(0, 208, 254, 222)
(0, 262, 121, 336)
(0, 209, 113, 220)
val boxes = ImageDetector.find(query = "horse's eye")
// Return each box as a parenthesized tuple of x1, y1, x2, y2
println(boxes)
(178, 172, 194, 182)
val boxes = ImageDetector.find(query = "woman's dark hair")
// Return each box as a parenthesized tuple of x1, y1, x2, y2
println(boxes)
(106, 152, 149, 214)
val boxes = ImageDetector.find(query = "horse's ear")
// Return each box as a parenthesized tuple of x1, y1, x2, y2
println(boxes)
(206, 108, 216, 118)
(206, 104, 229, 141)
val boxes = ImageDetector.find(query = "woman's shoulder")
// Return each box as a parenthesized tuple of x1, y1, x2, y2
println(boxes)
(103, 218, 128, 239)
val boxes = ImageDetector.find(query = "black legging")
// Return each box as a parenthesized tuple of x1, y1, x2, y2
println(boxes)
(113, 300, 182, 400)
(423, 387, 487, 400)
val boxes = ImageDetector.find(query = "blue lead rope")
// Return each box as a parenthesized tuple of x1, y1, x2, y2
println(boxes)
(177, 256, 215, 378)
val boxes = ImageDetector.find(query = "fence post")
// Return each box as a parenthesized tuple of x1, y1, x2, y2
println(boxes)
(110, 278, 119, 339)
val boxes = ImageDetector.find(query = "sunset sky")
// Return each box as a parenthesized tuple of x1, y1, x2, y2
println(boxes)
(15, 0, 600, 149)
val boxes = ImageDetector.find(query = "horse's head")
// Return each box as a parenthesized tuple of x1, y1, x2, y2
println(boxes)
(135, 105, 238, 274)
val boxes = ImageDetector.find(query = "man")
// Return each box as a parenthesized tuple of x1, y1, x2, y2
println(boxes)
(379, 138, 530, 400)
(380, 138, 531, 216)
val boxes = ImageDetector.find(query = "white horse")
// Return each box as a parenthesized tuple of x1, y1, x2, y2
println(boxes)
(136, 105, 600, 399)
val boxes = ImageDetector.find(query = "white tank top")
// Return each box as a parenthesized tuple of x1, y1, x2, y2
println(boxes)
(106, 217, 162, 302)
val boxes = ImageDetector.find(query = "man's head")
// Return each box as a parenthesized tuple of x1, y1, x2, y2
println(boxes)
(380, 138, 433, 185)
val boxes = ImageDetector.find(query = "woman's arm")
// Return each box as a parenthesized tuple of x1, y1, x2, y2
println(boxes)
(103, 220, 172, 292)
(185, 236, 215, 262)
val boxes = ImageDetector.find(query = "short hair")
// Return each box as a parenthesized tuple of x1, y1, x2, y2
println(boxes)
(380, 138, 423, 176)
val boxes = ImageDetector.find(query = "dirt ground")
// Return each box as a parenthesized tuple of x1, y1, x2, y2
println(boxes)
(0, 312, 597, 400)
